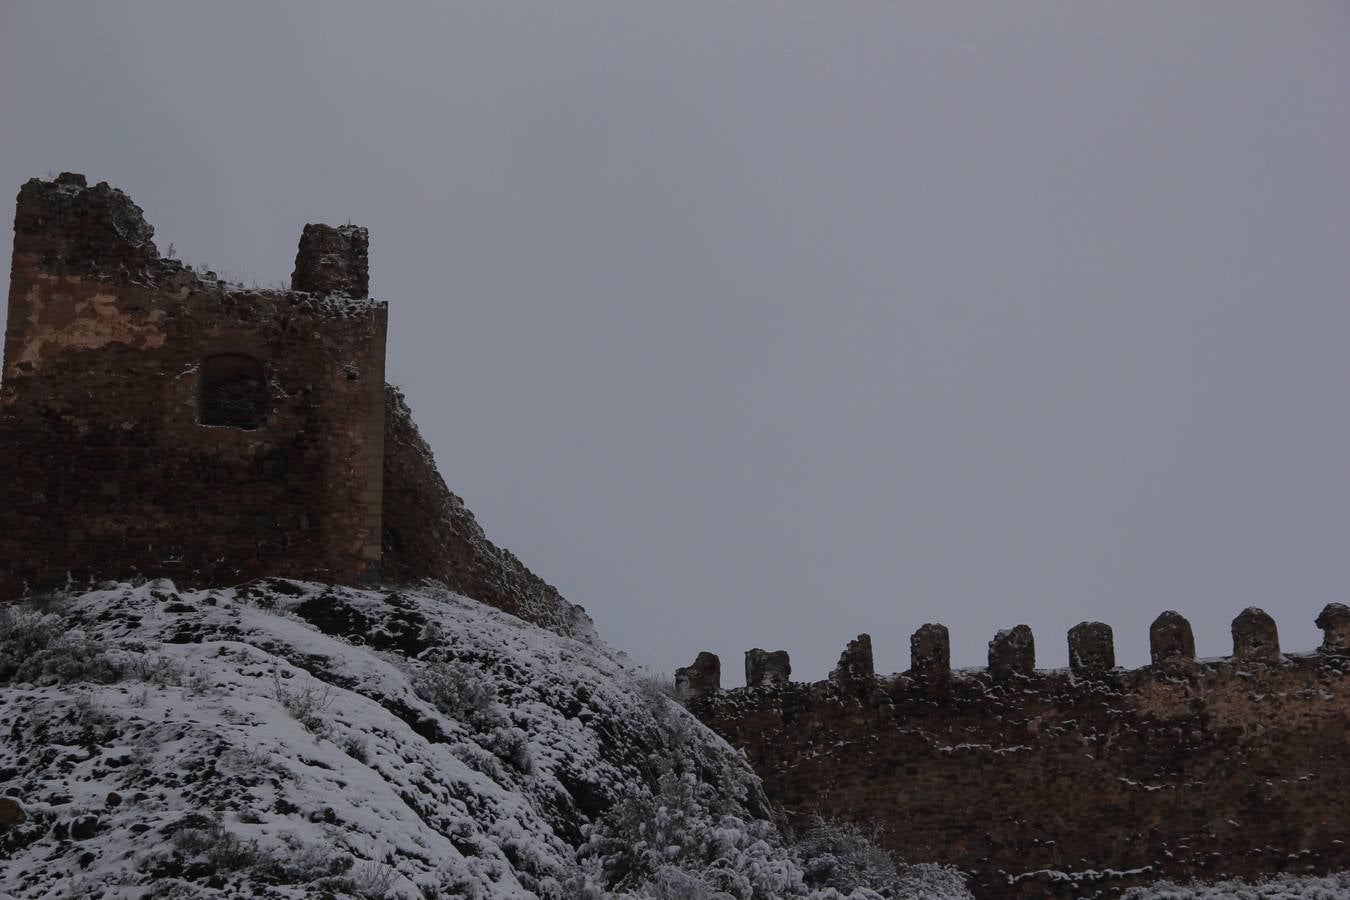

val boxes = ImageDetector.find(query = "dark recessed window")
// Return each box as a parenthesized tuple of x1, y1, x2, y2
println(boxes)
(200, 353, 269, 429)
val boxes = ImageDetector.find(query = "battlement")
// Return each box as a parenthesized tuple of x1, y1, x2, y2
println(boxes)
(677, 604, 1350, 702)
(683, 606, 1350, 897)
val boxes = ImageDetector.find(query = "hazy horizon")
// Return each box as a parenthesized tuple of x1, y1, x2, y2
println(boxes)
(3, 1, 1349, 683)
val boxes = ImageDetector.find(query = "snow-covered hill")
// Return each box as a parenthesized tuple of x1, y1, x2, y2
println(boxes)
(0, 580, 971, 899)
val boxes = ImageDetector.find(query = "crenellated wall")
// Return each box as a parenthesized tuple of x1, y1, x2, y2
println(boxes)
(681, 605, 1350, 899)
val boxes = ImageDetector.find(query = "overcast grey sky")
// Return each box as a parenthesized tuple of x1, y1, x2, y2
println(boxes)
(3, 2, 1348, 682)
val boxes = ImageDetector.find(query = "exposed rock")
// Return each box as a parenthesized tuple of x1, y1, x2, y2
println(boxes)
(0, 797, 25, 828)
(70, 815, 99, 841)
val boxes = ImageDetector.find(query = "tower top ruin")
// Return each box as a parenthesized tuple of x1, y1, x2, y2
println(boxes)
(0, 173, 591, 640)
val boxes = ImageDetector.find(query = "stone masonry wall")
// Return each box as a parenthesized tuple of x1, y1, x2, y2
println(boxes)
(683, 607, 1350, 899)
(0, 174, 387, 595)
(0, 173, 588, 639)
(381, 385, 595, 640)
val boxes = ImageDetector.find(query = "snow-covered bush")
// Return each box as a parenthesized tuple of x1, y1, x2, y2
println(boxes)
(1120, 872, 1350, 899)
(272, 667, 336, 737)
(341, 859, 402, 898)
(486, 724, 534, 773)
(2, 616, 122, 685)
(579, 764, 811, 899)
(795, 818, 899, 894)
(0, 606, 68, 680)
(414, 657, 501, 725)
(342, 733, 371, 764)
(124, 652, 187, 685)
(577, 761, 971, 899)
(635, 671, 677, 705)
(0, 605, 124, 685)
(886, 863, 976, 899)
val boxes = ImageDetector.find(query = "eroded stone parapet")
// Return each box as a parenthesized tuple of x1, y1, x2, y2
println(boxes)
(675, 651, 721, 702)
(988, 624, 1035, 679)
(11, 173, 160, 280)
(1231, 607, 1280, 664)
(910, 623, 951, 691)
(1068, 621, 1115, 677)
(830, 634, 874, 686)
(292, 223, 370, 298)
(1315, 603, 1350, 654)
(1150, 610, 1196, 670)
(745, 648, 791, 689)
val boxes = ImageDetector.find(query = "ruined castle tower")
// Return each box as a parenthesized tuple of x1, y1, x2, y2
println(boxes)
(0, 174, 388, 595)
(0, 174, 589, 640)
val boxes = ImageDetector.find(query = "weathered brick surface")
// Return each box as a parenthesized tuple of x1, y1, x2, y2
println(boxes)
(0, 174, 589, 639)
(292, 223, 369, 299)
(1068, 621, 1115, 676)
(675, 651, 722, 703)
(0, 175, 387, 594)
(689, 614, 1350, 899)
(746, 648, 792, 688)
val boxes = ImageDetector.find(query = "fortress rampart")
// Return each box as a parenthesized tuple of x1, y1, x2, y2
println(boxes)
(681, 605, 1350, 898)
(0, 174, 589, 638)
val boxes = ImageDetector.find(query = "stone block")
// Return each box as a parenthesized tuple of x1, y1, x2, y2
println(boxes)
(745, 648, 791, 689)
(676, 651, 721, 702)
(830, 633, 874, 685)
(988, 624, 1035, 679)
(910, 623, 950, 691)
(292, 223, 369, 298)
(1231, 607, 1280, 664)
(1315, 603, 1349, 654)
(1068, 621, 1114, 677)
(1150, 611, 1196, 670)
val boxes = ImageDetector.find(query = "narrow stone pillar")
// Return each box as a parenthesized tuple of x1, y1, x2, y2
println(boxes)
(744, 649, 791, 689)
(1231, 607, 1280, 664)
(988, 625, 1035, 679)
(1149, 611, 1196, 670)
(675, 651, 721, 702)
(1314, 603, 1350, 654)
(910, 623, 951, 692)
(292, 223, 370, 298)
(830, 634, 875, 686)
(1067, 622, 1115, 677)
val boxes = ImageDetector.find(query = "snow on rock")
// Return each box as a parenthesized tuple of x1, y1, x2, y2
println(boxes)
(1121, 872, 1350, 899)
(0, 580, 971, 899)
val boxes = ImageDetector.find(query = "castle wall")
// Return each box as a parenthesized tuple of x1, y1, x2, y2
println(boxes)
(684, 609, 1350, 899)
(381, 385, 594, 640)
(0, 175, 387, 596)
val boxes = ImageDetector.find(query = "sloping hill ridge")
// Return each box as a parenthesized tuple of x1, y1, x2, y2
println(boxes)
(0, 580, 972, 899)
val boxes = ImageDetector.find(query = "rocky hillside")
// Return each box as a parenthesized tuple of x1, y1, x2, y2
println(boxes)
(0, 580, 971, 899)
